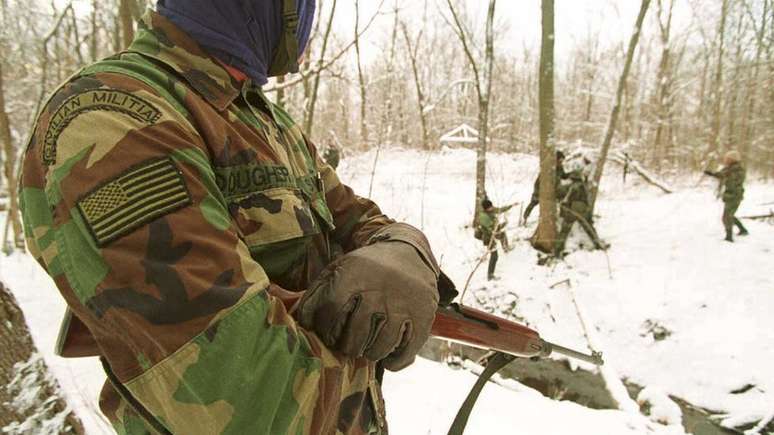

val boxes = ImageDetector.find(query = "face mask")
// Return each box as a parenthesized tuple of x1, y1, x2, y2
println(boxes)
(268, 0, 300, 76)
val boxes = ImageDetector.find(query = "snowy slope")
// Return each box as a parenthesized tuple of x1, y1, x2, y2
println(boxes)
(2, 147, 773, 434)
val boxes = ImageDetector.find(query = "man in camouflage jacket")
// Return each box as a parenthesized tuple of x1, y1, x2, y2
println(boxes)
(555, 171, 605, 255)
(705, 150, 749, 242)
(19, 1, 444, 434)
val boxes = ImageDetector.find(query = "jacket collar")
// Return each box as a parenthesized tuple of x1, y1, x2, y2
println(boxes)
(129, 11, 244, 111)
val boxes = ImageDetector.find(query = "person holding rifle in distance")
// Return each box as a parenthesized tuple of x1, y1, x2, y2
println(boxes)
(705, 150, 749, 242)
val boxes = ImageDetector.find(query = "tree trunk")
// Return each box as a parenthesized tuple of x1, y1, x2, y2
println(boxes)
(402, 22, 430, 150)
(532, 0, 558, 253)
(0, 282, 84, 434)
(90, 0, 99, 61)
(354, 0, 368, 147)
(651, 0, 674, 172)
(589, 0, 651, 210)
(304, 0, 337, 136)
(707, 0, 729, 162)
(0, 61, 23, 252)
(119, 0, 135, 49)
(445, 0, 496, 225)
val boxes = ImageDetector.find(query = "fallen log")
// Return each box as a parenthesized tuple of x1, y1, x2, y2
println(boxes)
(739, 211, 774, 221)
(609, 152, 674, 194)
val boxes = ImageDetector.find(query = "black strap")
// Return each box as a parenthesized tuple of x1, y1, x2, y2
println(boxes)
(447, 352, 516, 435)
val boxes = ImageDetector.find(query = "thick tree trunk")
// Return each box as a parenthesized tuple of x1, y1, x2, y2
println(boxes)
(532, 0, 557, 254)
(589, 0, 651, 211)
(0, 282, 84, 434)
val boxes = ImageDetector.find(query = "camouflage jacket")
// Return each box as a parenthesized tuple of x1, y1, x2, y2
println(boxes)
(477, 205, 510, 242)
(20, 12, 394, 435)
(709, 162, 746, 203)
(558, 178, 590, 216)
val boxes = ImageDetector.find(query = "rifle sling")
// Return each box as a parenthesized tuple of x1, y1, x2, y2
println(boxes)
(447, 352, 516, 435)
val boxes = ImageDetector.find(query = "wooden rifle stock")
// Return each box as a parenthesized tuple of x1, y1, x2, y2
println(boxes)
(432, 304, 604, 366)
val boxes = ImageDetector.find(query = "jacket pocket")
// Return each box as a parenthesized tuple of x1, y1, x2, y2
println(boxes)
(228, 187, 320, 247)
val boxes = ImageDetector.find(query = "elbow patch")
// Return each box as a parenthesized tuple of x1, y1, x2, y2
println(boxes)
(77, 157, 191, 246)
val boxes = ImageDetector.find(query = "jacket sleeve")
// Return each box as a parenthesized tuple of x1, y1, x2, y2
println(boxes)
(20, 76, 376, 435)
(310, 145, 394, 252)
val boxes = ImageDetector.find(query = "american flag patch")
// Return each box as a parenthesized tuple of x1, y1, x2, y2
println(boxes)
(77, 157, 191, 246)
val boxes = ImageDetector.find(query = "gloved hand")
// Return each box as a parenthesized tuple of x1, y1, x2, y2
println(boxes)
(297, 223, 440, 371)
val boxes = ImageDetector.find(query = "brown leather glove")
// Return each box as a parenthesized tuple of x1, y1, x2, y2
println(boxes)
(297, 223, 440, 371)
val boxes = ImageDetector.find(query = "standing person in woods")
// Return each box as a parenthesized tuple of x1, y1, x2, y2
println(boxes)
(323, 143, 342, 169)
(555, 171, 606, 255)
(523, 150, 567, 223)
(705, 150, 749, 242)
(19, 1, 453, 433)
(477, 198, 514, 281)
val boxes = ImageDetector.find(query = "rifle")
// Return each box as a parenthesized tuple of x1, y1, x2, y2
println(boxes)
(432, 303, 603, 365)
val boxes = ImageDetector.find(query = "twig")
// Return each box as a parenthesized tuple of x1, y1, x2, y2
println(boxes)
(744, 408, 774, 435)
(549, 278, 571, 289)
(460, 222, 500, 303)
(567, 283, 639, 413)
(366, 144, 382, 198)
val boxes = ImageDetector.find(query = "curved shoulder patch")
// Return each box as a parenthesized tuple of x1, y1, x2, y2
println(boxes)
(43, 89, 163, 165)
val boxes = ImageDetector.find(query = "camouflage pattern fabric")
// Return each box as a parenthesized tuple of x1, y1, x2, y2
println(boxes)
(707, 162, 747, 239)
(20, 12, 395, 435)
(556, 177, 603, 253)
(718, 162, 746, 204)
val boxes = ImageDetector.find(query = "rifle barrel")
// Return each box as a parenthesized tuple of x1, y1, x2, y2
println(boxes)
(541, 339, 604, 366)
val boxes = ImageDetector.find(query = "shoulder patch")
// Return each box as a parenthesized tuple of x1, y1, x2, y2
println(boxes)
(43, 89, 162, 165)
(77, 157, 191, 246)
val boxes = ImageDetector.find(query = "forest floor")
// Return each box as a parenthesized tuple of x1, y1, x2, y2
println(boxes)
(2, 147, 773, 434)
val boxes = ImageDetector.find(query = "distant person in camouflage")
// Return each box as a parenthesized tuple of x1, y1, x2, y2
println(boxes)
(705, 150, 749, 242)
(323, 144, 342, 170)
(523, 150, 567, 223)
(477, 199, 513, 281)
(19, 1, 444, 434)
(555, 171, 606, 255)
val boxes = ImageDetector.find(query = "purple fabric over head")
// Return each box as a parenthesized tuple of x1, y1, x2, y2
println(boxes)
(157, 0, 316, 86)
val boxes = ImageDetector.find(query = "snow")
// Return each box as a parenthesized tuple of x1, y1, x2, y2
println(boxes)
(636, 386, 683, 427)
(3, 354, 77, 435)
(2, 147, 773, 434)
(383, 357, 674, 435)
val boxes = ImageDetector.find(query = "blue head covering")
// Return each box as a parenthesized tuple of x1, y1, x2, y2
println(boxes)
(157, 0, 316, 86)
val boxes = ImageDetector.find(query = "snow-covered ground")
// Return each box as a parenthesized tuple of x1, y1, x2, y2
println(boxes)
(2, 147, 773, 434)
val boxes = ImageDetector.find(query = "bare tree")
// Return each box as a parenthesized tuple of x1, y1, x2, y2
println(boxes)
(532, 0, 557, 254)
(119, 0, 135, 49)
(303, 0, 338, 135)
(589, 0, 651, 210)
(354, 0, 368, 147)
(707, 0, 729, 162)
(401, 20, 431, 150)
(0, 56, 23, 252)
(445, 0, 497, 224)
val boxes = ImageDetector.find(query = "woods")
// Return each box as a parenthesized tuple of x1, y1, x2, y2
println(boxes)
(0, 0, 771, 252)
(0, 2, 773, 434)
